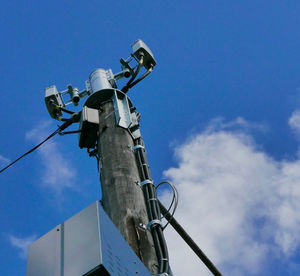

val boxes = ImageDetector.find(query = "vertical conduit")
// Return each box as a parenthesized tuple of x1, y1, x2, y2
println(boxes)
(134, 137, 170, 275)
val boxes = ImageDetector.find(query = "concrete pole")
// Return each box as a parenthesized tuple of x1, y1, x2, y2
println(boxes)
(97, 100, 158, 274)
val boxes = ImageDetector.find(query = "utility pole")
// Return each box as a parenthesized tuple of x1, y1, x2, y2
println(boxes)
(2, 38, 223, 276)
(42, 40, 170, 275)
(97, 99, 158, 273)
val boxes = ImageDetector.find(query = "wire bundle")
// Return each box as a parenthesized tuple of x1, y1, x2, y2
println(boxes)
(133, 138, 170, 275)
(121, 55, 154, 94)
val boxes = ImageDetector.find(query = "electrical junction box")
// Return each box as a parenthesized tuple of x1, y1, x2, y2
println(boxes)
(26, 201, 151, 276)
(79, 106, 99, 149)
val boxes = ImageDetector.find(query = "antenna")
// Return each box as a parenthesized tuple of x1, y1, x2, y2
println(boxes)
(44, 39, 155, 120)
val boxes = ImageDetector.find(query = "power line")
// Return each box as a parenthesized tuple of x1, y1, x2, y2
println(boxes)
(0, 118, 76, 174)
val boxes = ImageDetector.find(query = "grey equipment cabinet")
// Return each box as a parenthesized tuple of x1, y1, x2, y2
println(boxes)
(26, 201, 151, 276)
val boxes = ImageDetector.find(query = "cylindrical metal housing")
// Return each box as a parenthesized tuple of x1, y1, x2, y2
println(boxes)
(71, 87, 80, 105)
(89, 69, 112, 93)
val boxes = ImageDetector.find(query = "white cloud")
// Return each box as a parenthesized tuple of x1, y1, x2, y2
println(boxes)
(162, 117, 300, 276)
(0, 154, 10, 165)
(25, 121, 76, 194)
(205, 116, 268, 134)
(289, 110, 300, 133)
(9, 234, 37, 259)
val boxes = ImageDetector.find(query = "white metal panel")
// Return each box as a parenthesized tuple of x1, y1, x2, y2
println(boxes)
(81, 106, 99, 124)
(26, 225, 61, 276)
(26, 202, 151, 276)
(63, 202, 101, 276)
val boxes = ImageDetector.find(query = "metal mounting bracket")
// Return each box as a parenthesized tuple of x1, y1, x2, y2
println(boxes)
(139, 179, 154, 187)
(146, 219, 163, 230)
(112, 90, 132, 129)
(129, 111, 141, 139)
(132, 145, 145, 151)
(138, 219, 163, 231)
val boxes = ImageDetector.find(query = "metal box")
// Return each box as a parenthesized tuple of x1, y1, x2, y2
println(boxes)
(45, 85, 64, 119)
(26, 201, 151, 276)
(131, 40, 156, 70)
(78, 106, 99, 149)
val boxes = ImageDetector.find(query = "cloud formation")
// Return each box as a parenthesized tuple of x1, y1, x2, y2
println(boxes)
(0, 154, 10, 166)
(25, 121, 76, 194)
(288, 110, 300, 134)
(162, 115, 300, 276)
(9, 234, 37, 259)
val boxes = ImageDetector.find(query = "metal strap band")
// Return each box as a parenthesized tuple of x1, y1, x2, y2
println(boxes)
(132, 145, 144, 151)
(146, 219, 163, 229)
(139, 179, 154, 187)
(148, 198, 157, 201)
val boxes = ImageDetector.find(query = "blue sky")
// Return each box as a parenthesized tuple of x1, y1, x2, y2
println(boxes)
(1, 1, 300, 275)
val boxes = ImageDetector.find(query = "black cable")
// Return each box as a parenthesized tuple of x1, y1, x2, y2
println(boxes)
(59, 106, 74, 115)
(127, 61, 143, 86)
(49, 100, 75, 116)
(133, 137, 170, 275)
(137, 145, 158, 219)
(125, 67, 153, 92)
(0, 130, 58, 174)
(58, 130, 83, 135)
(121, 56, 144, 93)
(158, 201, 223, 276)
(151, 228, 164, 274)
(156, 180, 179, 230)
(0, 119, 75, 174)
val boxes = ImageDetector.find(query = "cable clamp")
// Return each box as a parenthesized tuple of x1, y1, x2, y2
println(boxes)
(148, 198, 157, 201)
(132, 145, 144, 151)
(139, 179, 154, 187)
(146, 219, 163, 229)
